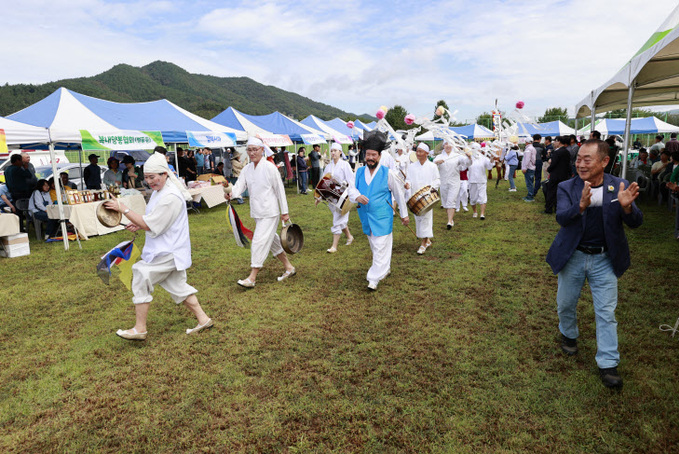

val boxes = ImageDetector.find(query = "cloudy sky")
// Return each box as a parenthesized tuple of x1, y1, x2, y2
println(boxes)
(4, 0, 678, 121)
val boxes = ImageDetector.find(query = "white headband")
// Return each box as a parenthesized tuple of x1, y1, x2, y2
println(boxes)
(144, 152, 192, 201)
(417, 142, 430, 153)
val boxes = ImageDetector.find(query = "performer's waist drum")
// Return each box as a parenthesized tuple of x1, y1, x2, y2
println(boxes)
(315, 174, 354, 215)
(407, 185, 440, 216)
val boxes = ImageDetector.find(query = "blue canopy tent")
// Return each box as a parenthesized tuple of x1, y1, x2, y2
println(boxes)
(233, 110, 328, 142)
(10, 88, 246, 144)
(450, 123, 495, 140)
(354, 119, 373, 131)
(211, 107, 272, 137)
(300, 115, 353, 144)
(514, 121, 574, 138)
(577, 116, 679, 136)
(325, 118, 362, 140)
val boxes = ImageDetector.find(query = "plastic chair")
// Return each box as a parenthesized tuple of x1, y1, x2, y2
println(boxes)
(14, 198, 31, 233)
(636, 175, 650, 201)
(32, 215, 46, 240)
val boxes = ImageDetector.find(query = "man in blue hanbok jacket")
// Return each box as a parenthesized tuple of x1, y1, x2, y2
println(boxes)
(348, 130, 409, 290)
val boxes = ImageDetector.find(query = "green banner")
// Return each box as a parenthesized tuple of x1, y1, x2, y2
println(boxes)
(80, 130, 164, 151)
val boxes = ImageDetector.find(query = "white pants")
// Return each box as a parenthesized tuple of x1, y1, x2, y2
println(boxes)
(367, 233, 392, 284)
(469, 182, 488, 205)
(456, 180, 469, 209)
(132, 254, 197, 305)
(251, 216, 284, 268)
(440, 181, 460, 209)
(329, 205, 349, 235)
(414, 210, 433, 238)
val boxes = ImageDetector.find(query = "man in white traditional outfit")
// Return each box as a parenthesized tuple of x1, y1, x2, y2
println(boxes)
(316, 142, 355, 253)
(395, 146, 410, 177)
(104, 152, 213, 341)
(433, 140, 472, 229)
(225, 138, 296, 288)
(379, 146, 397, 171)
(348, 130, 409, 291)
(406, 143, 441, 255)
(468, 149, 495, 220)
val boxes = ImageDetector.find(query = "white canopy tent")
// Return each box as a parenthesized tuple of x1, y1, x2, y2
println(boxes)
(575, 5, 679, 177)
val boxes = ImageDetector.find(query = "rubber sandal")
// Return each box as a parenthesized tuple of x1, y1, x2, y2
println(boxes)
(186, 318, 214, 335)
(237, 278, 256, 288)
(277, 267, 296, 281)
(116, 327, 147, 340)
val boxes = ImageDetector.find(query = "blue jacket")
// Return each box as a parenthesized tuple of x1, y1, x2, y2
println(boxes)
(546, 173, 643, 278)
(356, 165, 393, 236)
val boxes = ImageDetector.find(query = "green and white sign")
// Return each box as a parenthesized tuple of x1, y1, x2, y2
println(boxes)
(80, 130, 164, 151)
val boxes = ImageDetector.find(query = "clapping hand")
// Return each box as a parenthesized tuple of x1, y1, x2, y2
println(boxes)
(617, 181, 639, 213)
(579, 181, 592, 213)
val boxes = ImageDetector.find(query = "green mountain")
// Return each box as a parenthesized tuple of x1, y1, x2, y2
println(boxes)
(0, 61, 371, 122)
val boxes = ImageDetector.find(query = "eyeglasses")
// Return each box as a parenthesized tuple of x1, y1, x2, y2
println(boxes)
(246, 147, 261, 153)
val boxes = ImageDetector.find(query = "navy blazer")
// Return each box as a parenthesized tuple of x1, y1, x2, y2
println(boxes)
(546, 173, 643, 278)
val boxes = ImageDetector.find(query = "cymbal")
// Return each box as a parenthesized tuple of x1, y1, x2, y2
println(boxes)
(96, 202, 122, 228)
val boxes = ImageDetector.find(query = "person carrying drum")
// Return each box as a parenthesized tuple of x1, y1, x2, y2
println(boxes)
(316, 142, 355, 253)
(225, 137, 296, 288)
(406, 143, 441, 255)
(433, 140, 472, 229)
(347, 130, 409, 291)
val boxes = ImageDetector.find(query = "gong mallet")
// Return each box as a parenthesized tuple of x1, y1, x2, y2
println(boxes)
(386, 200, 418, 238)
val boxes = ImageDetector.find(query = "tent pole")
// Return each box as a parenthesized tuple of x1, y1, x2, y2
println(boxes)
(621, 79, 636, 180)
(294, 141, 300, 194)
(590, 91, 596, 137)
(48, 137, 69, 251)
(173, 143, 179, 176)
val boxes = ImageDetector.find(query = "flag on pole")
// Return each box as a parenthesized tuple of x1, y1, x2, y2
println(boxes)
(227, 204, 253, 248)
(96, 240, 141, 289)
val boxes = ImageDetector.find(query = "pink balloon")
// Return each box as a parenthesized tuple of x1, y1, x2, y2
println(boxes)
(516, 101, 525, 109)
(347, 121, 354, 129)
(376, 110, 385, 120)
(404, 114, 415, 125)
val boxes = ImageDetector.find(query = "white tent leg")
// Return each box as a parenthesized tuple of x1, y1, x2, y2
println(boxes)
(621, 79, 636, 180)
(48, 139, 69, 251)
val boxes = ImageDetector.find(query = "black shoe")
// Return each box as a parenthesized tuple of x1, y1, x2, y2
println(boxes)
(560, 334, 578, 355)
(543, 210, 553, 214)
(599, 367, 623, 388)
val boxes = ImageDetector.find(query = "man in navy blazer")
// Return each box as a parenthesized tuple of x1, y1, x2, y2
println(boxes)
(546, 139, 642, 388)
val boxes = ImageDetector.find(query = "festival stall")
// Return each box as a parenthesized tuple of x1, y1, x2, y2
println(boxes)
(325, 118, 363, 140)
(211, 107, 274, 137)
(575, 4, 679, 177)
(415, 123, 494, 141)
(577, 116, 679, 137)
(353, 119, 374, 131)
(229, 110, 329, 142)
(300, 115, 353, 144)
(9, 88, 246, 144)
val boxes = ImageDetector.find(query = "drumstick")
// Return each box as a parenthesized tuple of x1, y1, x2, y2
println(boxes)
(386, 201, 418, 238)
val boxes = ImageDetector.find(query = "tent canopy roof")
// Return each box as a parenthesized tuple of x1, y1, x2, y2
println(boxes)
(0, 116, 51, 145)
(576, 6, 679, 118)
(9, 87, 247, 143)
(577, 116, 679, 135)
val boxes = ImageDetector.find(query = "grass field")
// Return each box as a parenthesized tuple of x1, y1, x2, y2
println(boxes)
(1, 176, 678, 453)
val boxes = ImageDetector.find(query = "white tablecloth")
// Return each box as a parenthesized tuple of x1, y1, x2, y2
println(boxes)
(46, 194, 146, 240)
(188, 185, 226, 208)
(0, 214, 20, 237)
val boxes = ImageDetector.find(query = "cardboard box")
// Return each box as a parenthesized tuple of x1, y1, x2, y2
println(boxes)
(1, 233, 29, 246)
(0, 242, 30, 258)
(197, 173, 227, 185)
